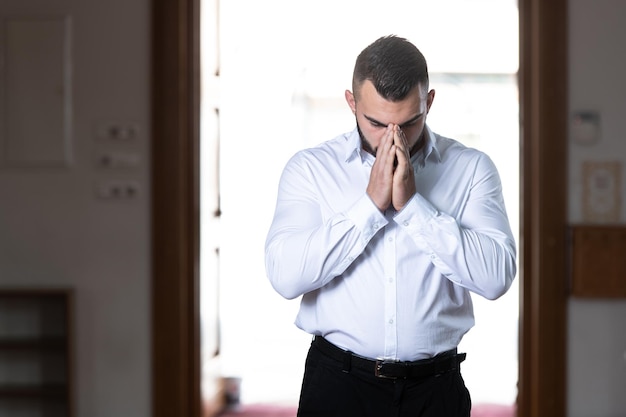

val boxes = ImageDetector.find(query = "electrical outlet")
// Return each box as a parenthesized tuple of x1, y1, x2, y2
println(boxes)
(95, 122, 140, 141)
(96, 180, 140, 200)
(97, 151, 141, 169)
(582, 160, 621, 222)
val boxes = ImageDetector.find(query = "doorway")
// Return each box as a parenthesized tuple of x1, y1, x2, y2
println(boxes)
(150, 0, 569, 416)
(202, 0, 519, 408)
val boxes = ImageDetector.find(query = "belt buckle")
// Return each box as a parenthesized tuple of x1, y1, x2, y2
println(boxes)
(374, 360, 397, 379)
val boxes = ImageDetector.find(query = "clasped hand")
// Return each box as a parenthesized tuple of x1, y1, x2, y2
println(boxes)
(366, 124, 416, 212)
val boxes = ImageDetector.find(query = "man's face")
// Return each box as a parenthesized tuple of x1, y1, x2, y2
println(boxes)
(345, 79, 435, 156)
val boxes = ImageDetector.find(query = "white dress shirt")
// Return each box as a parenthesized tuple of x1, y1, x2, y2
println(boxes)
(265, 125, 517, 361)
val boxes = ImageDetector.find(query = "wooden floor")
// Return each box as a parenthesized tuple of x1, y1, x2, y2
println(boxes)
(218, 403, 515, 417)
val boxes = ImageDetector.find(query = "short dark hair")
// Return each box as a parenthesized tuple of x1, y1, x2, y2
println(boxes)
(352, 35, 429, 102)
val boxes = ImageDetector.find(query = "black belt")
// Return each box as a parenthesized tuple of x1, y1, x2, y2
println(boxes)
(312, 336, 466, 379)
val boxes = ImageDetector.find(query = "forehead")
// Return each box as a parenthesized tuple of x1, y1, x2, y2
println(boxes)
(356, 80, 426, 124)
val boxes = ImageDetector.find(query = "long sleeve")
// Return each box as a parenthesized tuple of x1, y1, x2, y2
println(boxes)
(265, 152, 387, 300)
(394, 151, 517, 300)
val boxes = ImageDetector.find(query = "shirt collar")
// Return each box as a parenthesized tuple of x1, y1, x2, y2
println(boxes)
(344, 128, 364, 163)
(412, 125, 441, 168)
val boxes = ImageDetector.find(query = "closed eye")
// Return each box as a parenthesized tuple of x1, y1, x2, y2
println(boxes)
(363, 113, 423, 130)
(399, 115, 423, 129)
(362, 115, 388, 129)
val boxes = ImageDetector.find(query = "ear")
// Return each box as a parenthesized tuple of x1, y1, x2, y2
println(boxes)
(345, 90, 356, 114)
(426, 89, 435, 113)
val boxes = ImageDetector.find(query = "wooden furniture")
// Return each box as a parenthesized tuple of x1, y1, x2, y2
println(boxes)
(0, 289, 73, 417)
(570, 225, 626, 297)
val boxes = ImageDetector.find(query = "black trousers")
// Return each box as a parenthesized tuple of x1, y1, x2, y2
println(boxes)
(297, 339, 471, 417)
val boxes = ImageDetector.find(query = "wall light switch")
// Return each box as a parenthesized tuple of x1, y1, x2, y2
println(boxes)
(582, 161, 621, 223)
(572, 111, 600, 145)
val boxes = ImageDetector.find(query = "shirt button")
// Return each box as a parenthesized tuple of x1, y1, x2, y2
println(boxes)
(403, 221, 409, 226)
(388, 237, 393, 242)
(388, 277, 393, 283)
(388, 319, 394, 324)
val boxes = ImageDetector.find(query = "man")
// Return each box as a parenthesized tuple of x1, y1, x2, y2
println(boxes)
(265, 35, 516, 417)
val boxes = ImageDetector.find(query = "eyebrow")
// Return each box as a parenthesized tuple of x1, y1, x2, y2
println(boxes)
(363, 113, 424, 129)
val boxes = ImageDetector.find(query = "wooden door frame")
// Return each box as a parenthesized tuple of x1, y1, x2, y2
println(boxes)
(151, 0, 201, 416)
(518, 1, 568, 416)
(150, 0, 569, 416)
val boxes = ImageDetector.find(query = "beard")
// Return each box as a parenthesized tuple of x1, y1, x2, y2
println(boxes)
(356, 122, 376, 156)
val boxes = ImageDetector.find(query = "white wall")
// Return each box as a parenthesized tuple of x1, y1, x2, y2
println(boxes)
(0, 0, 151, 416)
(568, 1, 626, 416)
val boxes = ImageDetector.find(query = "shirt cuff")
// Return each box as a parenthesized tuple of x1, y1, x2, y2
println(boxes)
(393, 193, 438, 231)
(346, 194, 389, 243)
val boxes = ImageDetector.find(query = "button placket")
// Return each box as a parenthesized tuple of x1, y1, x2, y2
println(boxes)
(382, 219, 398, 359)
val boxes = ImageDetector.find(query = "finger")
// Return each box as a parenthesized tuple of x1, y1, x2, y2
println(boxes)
(376, 125, 395, 165)
(382, 124, 395, 150)
(393, 127, 408, 150)
(393, 127, 410, 162)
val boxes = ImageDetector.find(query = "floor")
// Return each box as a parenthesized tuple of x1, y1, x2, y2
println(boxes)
(218, 403, 516, 417)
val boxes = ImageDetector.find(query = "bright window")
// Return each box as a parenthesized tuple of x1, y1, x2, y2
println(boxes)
(201, 0, 519, 407)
